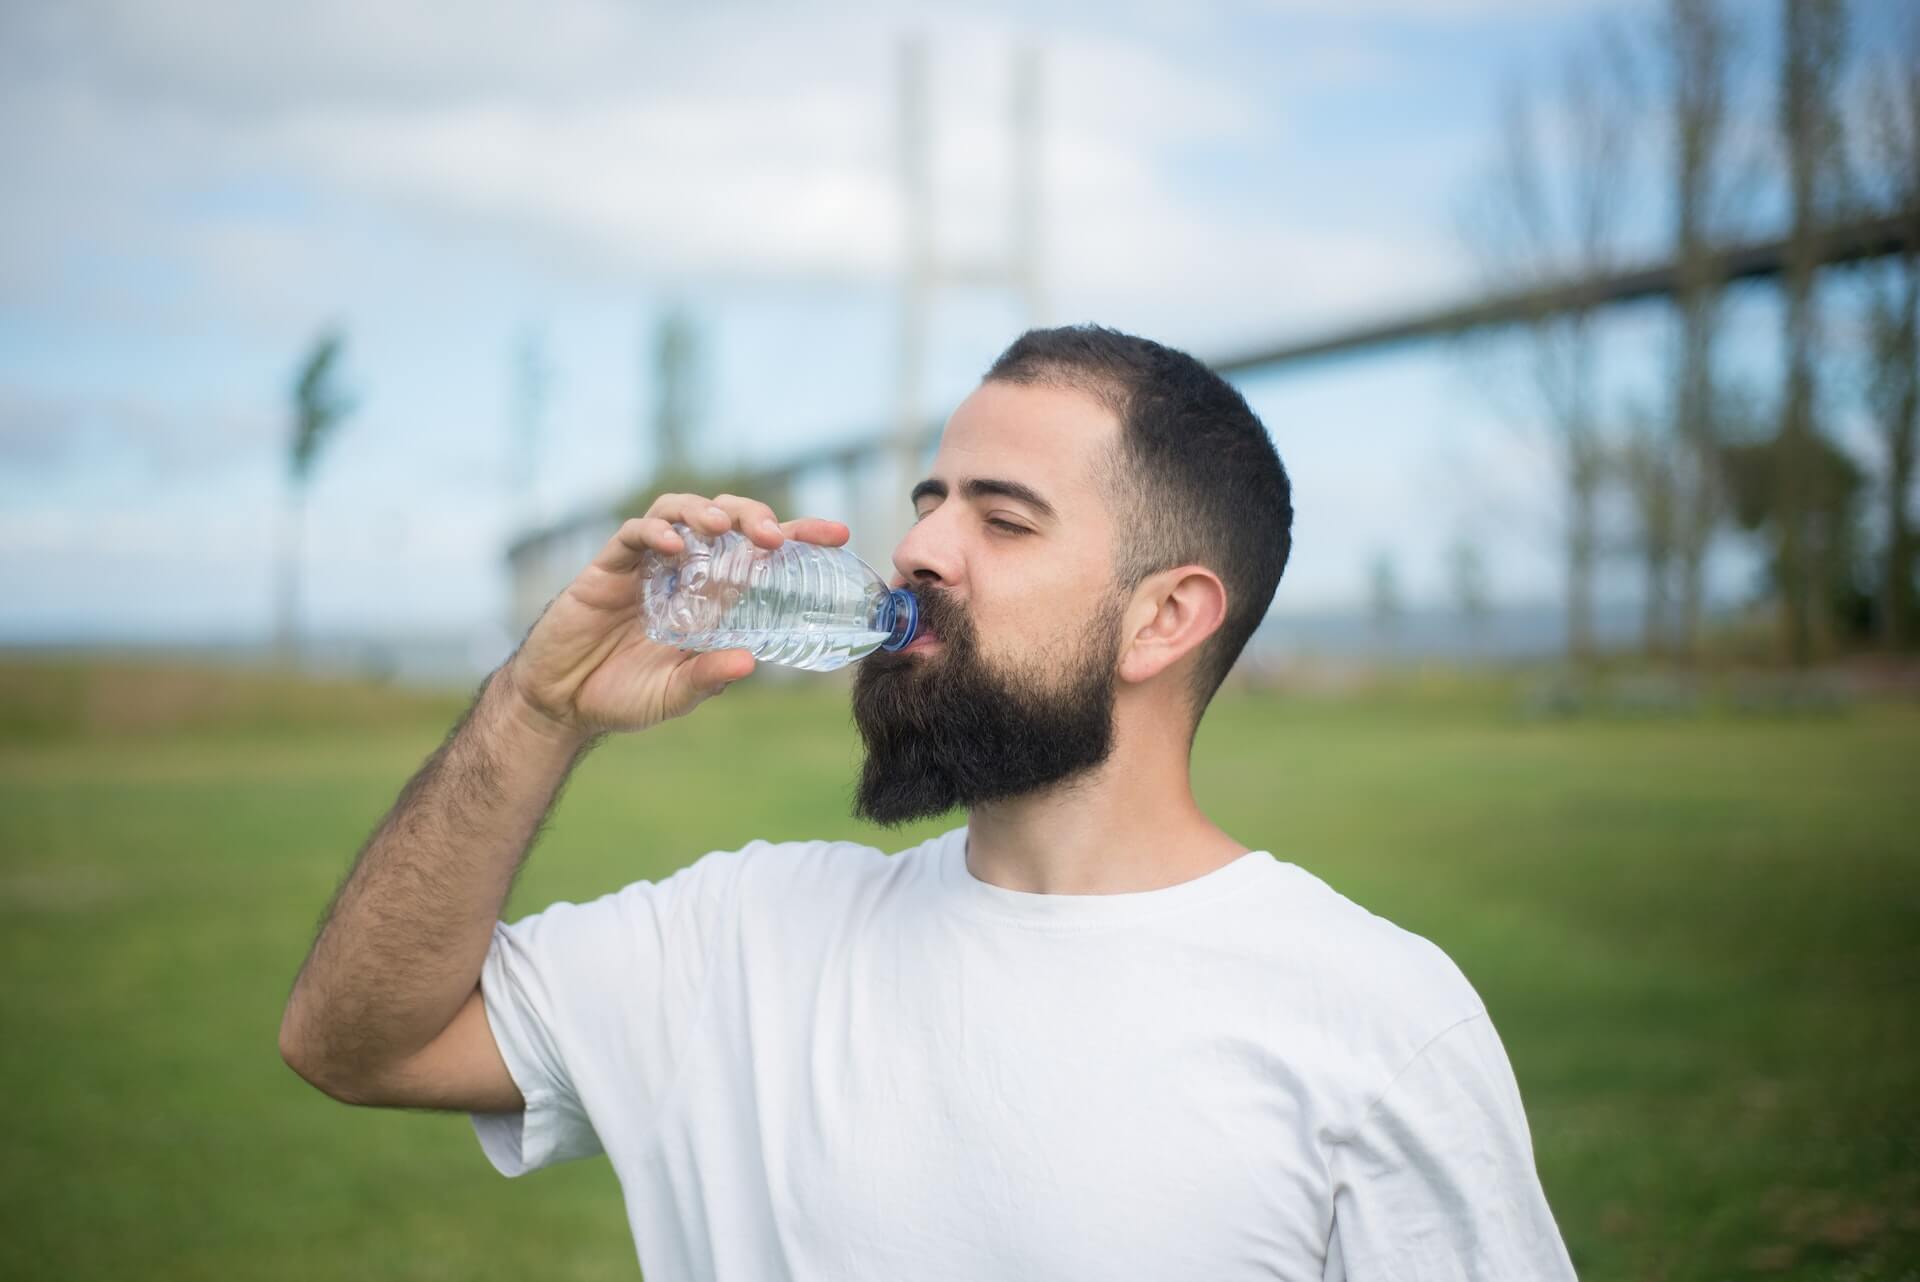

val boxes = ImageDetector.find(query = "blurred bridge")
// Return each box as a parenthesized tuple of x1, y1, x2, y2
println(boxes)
(505, 204, 1917, 639)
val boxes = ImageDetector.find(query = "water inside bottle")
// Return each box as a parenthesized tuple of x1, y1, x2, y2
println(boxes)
(705, 627, 892, 672)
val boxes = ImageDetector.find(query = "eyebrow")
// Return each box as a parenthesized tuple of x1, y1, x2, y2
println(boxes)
(910, 476, 1059, 523)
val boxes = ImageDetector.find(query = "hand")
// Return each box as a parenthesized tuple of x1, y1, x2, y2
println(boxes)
(504, 492, 851, 736)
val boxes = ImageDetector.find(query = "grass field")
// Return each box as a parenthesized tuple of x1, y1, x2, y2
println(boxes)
(2, 657, 1917, 1280)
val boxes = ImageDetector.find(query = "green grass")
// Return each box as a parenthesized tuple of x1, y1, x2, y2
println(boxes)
(1, 659, 1917, 1279)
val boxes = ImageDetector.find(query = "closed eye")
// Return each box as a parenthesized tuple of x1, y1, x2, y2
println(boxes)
(988, 519, 1031, 535)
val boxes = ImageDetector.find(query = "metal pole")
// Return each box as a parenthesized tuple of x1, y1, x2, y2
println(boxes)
(885, 35, 931, 570)
(1011, 44, 1044, 326)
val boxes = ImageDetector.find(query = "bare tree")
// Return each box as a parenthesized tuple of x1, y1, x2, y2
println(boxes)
(277, 329, 356, 665)
(510, 327, 551, 528)
(1661, 0, 1747, 662)
(652, 304, 699, 479)
(1445, 530, 1493, 654)
(618, 306, 790, 523)
(1366, 550, 1403, 657)
(1856, 25, 1920, 652)
(1774, 0, 1849, 666)
(1464, 24, 1637, 666)
(1613, 405, 1683, 657)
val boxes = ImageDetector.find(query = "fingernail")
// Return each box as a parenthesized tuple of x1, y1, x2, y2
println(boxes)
(706, 505, 727, 522)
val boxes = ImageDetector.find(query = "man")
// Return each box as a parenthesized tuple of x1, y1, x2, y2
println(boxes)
(281, 325, 1577, 1280)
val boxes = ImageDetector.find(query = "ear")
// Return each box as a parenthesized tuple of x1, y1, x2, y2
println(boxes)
(1117, 565, 1228, 688)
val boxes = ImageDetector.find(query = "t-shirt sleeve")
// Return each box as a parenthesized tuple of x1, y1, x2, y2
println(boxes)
(1322, 1011, 1577, 1281)
(470, 843, 754, 1178)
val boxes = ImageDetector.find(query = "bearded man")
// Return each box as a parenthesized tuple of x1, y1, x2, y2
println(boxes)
(280, 325, 1576, 1280)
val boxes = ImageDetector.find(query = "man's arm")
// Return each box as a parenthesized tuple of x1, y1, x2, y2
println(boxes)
(278, 665, 595, 1109)
(278, 493, 850, 1111)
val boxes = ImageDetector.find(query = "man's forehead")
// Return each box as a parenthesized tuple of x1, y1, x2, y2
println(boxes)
(927, 380, 1119, 504)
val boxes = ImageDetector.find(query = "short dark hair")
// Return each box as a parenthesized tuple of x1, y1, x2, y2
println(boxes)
(984, 324, 1293, 722)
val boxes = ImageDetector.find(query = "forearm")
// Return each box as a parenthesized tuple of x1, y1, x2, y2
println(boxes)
(280, 663, 597, 1088)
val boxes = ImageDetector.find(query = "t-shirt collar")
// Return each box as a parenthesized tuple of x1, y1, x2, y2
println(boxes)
(935, 824, 1274, 929)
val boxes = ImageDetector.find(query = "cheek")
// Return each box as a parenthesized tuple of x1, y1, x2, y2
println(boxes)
(976, 581, 1113, 668)
(967, 535, 1115, 642)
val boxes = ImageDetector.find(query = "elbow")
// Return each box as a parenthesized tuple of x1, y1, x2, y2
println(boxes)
(277, 1008, 335, 1097)
(277, 1013, 321, 1089)
(279, 1004, 375, 1106)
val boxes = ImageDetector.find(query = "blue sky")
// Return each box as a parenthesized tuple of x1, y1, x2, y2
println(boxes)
(1, 0, 1908, 652)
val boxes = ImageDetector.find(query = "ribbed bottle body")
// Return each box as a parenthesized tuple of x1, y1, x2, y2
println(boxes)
(640, 525, 905, 671)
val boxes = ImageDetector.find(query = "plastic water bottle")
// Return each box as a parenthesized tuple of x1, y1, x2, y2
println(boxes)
(639, 522, 920, 672)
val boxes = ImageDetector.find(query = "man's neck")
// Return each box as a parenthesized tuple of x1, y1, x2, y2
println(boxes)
(960, 717, 1250, 895)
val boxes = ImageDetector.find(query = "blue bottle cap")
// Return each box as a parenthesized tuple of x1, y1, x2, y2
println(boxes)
(879, 588, 918, 651)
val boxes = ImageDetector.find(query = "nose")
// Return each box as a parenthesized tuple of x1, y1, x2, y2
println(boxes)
(890, 507, 961, 590)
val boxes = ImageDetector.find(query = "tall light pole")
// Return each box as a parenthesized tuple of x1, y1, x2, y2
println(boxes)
(880, 38, 1046, 568)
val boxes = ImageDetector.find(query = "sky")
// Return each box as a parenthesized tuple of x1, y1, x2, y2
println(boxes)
(1, 0, 1909, 656)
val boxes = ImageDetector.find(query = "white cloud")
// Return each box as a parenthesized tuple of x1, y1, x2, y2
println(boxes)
(263, 89, 898, 282)
(0, 386, 279, 476)
(2, 0, 1421, 303)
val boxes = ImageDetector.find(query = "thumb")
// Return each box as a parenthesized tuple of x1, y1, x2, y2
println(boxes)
(679, 648, 756, 703)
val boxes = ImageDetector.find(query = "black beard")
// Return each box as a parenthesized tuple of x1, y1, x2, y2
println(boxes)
(849, 583, 1123, 828)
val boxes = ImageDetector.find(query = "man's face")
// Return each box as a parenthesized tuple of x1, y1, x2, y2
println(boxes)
(850, 380, 1131, 827)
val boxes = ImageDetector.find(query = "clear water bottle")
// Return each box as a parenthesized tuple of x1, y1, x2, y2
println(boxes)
(639, 523, 919, 672)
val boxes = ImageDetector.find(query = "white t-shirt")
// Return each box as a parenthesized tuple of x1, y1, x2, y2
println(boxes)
(472, 826, 1576, 1281)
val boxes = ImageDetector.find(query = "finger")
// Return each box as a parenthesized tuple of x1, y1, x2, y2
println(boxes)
(711, 493, 785, 549)
(778, 517, 851, 546)
(680, 648, 756, 702)
(645, 492, 733, 537)
(595, 517, 685, 575)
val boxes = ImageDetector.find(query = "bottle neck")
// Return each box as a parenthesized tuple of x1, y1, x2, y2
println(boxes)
(878, 588, 918, 651)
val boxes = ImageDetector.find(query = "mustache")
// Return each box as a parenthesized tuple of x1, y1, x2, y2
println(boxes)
(905, 584, 967, 642)
(867, 584, 971, 669)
